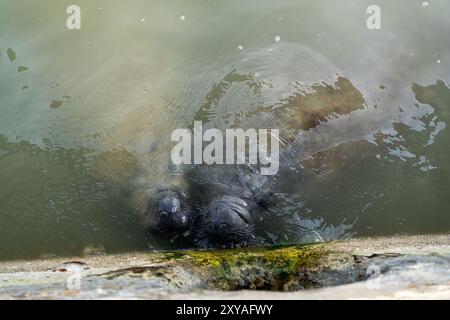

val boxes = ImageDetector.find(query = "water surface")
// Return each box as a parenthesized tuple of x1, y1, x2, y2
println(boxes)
(1, 0, 450, 259)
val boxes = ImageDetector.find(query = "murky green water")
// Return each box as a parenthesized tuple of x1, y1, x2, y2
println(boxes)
(1, 0, 449, 260)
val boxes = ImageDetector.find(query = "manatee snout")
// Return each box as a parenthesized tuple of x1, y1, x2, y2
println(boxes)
(144, 190, 255, 248)
(144, 190, 193, 234)
(204, 195, 254, 247)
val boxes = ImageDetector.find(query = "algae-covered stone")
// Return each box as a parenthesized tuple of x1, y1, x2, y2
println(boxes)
(181, 245, 325, 290)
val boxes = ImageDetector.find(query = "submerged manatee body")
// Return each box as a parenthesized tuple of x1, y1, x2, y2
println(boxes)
(141, 44, 369, 248)
(140, 42, 445, 248)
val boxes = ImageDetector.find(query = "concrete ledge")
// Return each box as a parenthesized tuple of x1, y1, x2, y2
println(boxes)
(0, 234, 449, 299)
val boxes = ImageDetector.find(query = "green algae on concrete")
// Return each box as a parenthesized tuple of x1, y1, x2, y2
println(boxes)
(172, 244, 327, 291)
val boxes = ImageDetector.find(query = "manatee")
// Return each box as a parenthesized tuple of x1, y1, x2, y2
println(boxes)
(91, 43, 446, 249)
(139, 41, 442, 248)
(142, 70, 367, 248)
(141, 162, 269, 248)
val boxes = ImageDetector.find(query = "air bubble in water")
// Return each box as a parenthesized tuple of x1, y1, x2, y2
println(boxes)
(422, 1, 429, 7)
(274, 35, 281, 42)
(238, 45, 244, 50)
